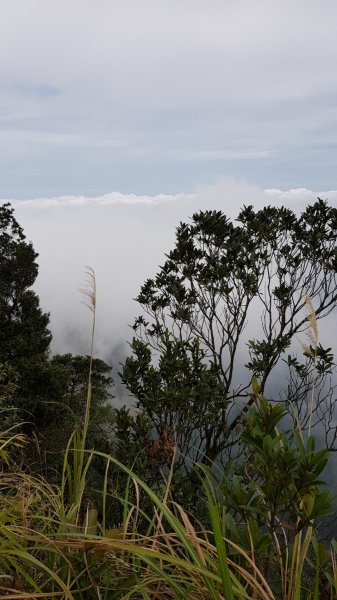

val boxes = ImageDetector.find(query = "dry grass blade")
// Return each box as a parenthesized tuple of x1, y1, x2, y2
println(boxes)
(173, 504, 207, 567)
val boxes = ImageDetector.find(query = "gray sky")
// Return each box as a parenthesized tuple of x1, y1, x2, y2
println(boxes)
(1, 0, 337, 197)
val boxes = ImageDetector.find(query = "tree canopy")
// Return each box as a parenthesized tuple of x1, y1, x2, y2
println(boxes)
(0, 202, 52, 423)
(0, 202, 51, 363)
(0, 203, 114, 477)
(121, 199, 337, 465)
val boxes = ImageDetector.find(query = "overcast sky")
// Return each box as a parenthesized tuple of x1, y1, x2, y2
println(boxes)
(1, 0, 337, 197)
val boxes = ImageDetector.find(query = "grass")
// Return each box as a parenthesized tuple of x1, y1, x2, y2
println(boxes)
(0, 274, 336, 598)
(0, 445, 336, 599)
(0, 455, 275, 598)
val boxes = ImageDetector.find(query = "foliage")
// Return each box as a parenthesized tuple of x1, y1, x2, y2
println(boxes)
(202, 388, 333, 593)
(0, 255, 336, 597)
(0, 394, 336, 599)
(221, 395, 332, 529)
(0, 202, 52, 422)
(0, 202, 51, 360)
(121, 200, 337, 467)
(0, 203, 51, 364)
(33, 354, 114, 480)
(48, 353, 114, 444)
(0, 206, 115, 481)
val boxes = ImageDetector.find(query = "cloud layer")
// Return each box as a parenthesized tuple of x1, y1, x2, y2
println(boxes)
(9, 180, 337, 365)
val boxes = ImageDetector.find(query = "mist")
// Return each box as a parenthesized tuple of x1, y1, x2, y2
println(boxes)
(9, 180, 337, 366)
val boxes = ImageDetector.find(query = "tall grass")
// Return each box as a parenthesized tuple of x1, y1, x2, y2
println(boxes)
(1, 450, 335, 598)
(0, 272, 336, 598)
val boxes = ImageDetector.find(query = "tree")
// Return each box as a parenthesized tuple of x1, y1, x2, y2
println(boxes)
(0, 202, 52, 422)
(47, 354, 114, 448)
(0, 205, 115, 474)
(121, 200, 337, 467)
(34, 354, 114, 482)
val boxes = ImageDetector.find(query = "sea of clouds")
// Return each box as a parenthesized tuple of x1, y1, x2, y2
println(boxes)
(7, 179, 337, 370)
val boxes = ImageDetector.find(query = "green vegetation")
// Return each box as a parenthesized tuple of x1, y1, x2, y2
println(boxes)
(121, 201, 337, 467)
(0, 200, 337, 597)
(0, 384, 336, 598)
(0, 203, 113, 476)
(0, 202, 51, 430)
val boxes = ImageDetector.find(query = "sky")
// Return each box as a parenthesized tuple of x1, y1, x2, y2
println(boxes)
(1, 1, 337, 380)
(1, 0, 337, 198)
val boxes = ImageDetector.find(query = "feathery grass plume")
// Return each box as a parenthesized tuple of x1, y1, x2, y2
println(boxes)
(79, 265, 96, 372)
(79, 266, 96, 451)
(58, 267, 97, 527)
(301, 294, 318, 436)
(68, 266, 96, 507)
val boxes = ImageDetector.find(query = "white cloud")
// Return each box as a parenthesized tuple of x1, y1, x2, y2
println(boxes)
(10, 190, 194, 209)
(7, 180, 337, 365)
(264, 187, 335, 206)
